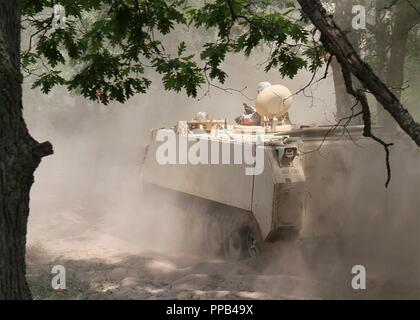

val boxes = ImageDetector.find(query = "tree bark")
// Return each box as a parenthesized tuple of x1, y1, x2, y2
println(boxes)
(0, 0, 53, 300)
(381, 2, 420, 131)
(330, 0, 361, 123)
(297, 0, 420, 147)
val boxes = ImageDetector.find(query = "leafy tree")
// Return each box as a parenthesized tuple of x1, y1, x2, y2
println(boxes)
(22, 0, 322, 102)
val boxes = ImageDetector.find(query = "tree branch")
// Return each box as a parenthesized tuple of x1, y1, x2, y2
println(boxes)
(341, 64, 394, 187)
(407, 0, 420, 16)
(32, 141, 54, 159)
(297, 0, 420, 148)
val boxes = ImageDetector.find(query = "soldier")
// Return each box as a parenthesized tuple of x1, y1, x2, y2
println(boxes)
(257, 81, 271, 94)
(234, 102, 261, 126)
(235, 81, 291, 125)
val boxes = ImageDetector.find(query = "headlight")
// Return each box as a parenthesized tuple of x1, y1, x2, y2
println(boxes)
(276, 146, 297, 166)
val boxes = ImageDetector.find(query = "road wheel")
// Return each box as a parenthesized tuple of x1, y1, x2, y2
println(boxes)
(223, 214, 262, 264)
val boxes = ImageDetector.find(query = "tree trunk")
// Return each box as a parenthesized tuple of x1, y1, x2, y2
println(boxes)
(0, 0, 52, 300)
(331, 0, 360, 123)
(381, 2, 420, 132)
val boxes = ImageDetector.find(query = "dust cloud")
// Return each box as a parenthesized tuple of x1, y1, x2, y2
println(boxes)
(23, 51, 419, 299)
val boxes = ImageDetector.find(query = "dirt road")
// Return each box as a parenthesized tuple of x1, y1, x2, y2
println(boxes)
(26, 208, 419, 300)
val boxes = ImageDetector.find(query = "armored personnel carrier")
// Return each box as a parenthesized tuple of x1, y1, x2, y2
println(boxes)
(141, 85, 309, 263)
(141, 83, 378, 264)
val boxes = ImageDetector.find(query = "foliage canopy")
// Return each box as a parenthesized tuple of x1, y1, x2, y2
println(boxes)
(22, 0, 324, 103)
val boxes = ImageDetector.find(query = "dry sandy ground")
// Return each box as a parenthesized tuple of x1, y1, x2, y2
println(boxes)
(27, 238, 303, 299)
(26, 208, 419, 300)
(26, 227, 326, 300)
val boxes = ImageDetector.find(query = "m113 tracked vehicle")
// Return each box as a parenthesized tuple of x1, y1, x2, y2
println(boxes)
(141, 84, 308, 262)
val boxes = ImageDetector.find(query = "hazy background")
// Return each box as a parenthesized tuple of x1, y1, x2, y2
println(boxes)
(23, 46, 420, 299)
